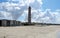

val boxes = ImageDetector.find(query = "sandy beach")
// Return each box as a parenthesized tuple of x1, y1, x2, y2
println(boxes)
(0, 25, 60, 38)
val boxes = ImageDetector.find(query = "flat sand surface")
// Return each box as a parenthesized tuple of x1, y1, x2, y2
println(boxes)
(0, 25, 60, 38)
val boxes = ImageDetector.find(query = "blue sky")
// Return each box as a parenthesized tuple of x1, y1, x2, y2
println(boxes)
(0, 0, 60, 23)
(0, 0, 7, 2)
(0, 0, 60, 11)
(0, 0, 60, 10)
(42, 0, 60, 11)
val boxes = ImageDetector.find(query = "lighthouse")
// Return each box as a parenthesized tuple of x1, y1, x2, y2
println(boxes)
(28, 6, 31, 24)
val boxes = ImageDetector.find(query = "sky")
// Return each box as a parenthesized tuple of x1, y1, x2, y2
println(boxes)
(42, 0, 60, 11)
(0, 0, 60, 24)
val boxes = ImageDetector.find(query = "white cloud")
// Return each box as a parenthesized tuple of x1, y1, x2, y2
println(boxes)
(0, 2, 26, 20)
(37, 0, 43, 4)
(23, 8, 60, 23)
(0, 0, 60, 24)
(0, 11, 13, 20)
(0, 0, 43, 20)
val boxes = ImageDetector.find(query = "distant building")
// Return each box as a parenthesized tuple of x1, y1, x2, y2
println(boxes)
(0, 19, 22, 26)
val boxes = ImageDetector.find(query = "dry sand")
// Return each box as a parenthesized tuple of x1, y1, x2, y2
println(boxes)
(0, 25, 60, 38)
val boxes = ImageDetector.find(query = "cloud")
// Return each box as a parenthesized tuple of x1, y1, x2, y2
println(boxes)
(0, 0, 43, 20)
(22, 8, 60, 24)
(0, 0, 60, 24)
(0, 11, 13, 20)
(0, 2, 27, 20)
(34, 9, 60, 24)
